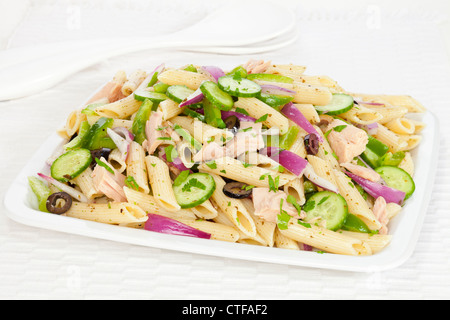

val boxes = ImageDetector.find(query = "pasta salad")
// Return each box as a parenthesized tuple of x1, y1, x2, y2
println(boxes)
(28, 60, 426, 256)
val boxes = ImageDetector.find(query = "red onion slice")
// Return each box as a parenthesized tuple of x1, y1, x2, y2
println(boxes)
(37, 173, 88, 203)
(345, 171, 405, 205)
(112, 127, 135, 143)
(260, 84, 296, 96)
(220, 110, 256, 122)
(201, 66, 226, 82)
(259, 147, 308, 177)
(281, 102, 323, 142)
(145, 214, 211, 239)
(179, 87, 204, 108)
(107, 128, 131, 161)
(303, 164, 340, 194)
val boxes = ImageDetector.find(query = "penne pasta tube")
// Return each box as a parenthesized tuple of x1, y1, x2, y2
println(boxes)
(240, 198, 276, 247)
(145, 155, 180, 212)
(108, 148, 127, 173)
(333, 169, 382, 230)
(123, 187, 196, 220)
(339, 231, 392, 254)
(65, 202, 148, 225)
(121, 69, 147, 96)
(209, 174, 257, 238)
(350, 93, 426, 113)
(372, 124, 408, 152)
(176, 218, 240, 242)
(157, 99, 185, 120)
(198, 156, 296, 188)
(280, 220, 372, 255)
(385, 117, 416, 135)
(126, 141, 150, 194)
(72, 167, 103, 200)
(190, 199, 218, 220)
(157, 69, 210, 90)
(94, 94, 142, 119)
(234, 97, 290, 134)
(274, 228, 300, 250)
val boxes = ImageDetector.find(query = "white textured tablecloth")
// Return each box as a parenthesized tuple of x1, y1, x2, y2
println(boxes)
(1, 0, 450, 299)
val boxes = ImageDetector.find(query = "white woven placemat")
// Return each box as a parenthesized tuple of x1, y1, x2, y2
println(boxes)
(0, 0, 449, 299)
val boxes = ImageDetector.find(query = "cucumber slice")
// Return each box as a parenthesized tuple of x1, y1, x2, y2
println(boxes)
(303, 191, 348, 231)
(200, 81, 234, 111)
(134, 90, 168, 103)
(173, 173, 216, 209)
(166, 85, 195, 103)
(375, 166, 415, 200)
(246, 73, 294, 84)
(314, 93, 354, 115)
(51, 148, 92, 183)
(217, 75, 261, 98)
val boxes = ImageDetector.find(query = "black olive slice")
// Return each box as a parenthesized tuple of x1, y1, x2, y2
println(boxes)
(90, 148, 112, 168)
(304, 133, 319, 155)
(223, 181, 252, 199)
(46, 192, 73, 215)
(224, 115, 240, 134)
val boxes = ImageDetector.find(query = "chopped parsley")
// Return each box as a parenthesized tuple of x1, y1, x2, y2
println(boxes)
(181, 178, 206, 192)
(205, 160, 217, 170)
(255, 114, 268, 123)
(333, 125, 347, 132)
(268, 175, 280, 192)
(125, 176, 140, 191)
(277, 198, 291, 230)
(95, 158, 114, 174)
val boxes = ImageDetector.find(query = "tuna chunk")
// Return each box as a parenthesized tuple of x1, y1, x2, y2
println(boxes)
(326, 119, 368, 163)
(193, 142, 227, 162)
(86, 81, 126, 105)
(91, 158, 127, 202)
(373, 196, 388, 234)
(226, 122, 265, 158)
(252, 188, 304, 223)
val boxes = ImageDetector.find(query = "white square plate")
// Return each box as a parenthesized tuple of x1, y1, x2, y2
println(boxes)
(3, 101, 439, 272)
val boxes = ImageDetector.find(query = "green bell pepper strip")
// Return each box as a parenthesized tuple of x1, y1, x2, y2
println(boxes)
(183, 64, 198, 73)
(279, 126, 300, 150)
(203, 98, 226, 129)
(173, 124, 202, 151)
(182, 108, 206, 123)
(360, 135, 389, 168)
(366, 136, 389, 157)
(153, 82, 170, 93)
(227, 66, 248, 78)
(64, 121, 91, 150)
(380, 151, 405, 166)
(131, 99, 153, 145)
(28, 176, 52, 212)
(82, 117, 116, 150)
(81, 101, 106, 116)
(303, 179, 317, 194)
(342, 213, 370, 233)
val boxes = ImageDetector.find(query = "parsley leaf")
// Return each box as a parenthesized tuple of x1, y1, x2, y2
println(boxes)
(255, 114, 269, 123)
(277, 198, 291, 230)
(182, 178, 206, 192)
